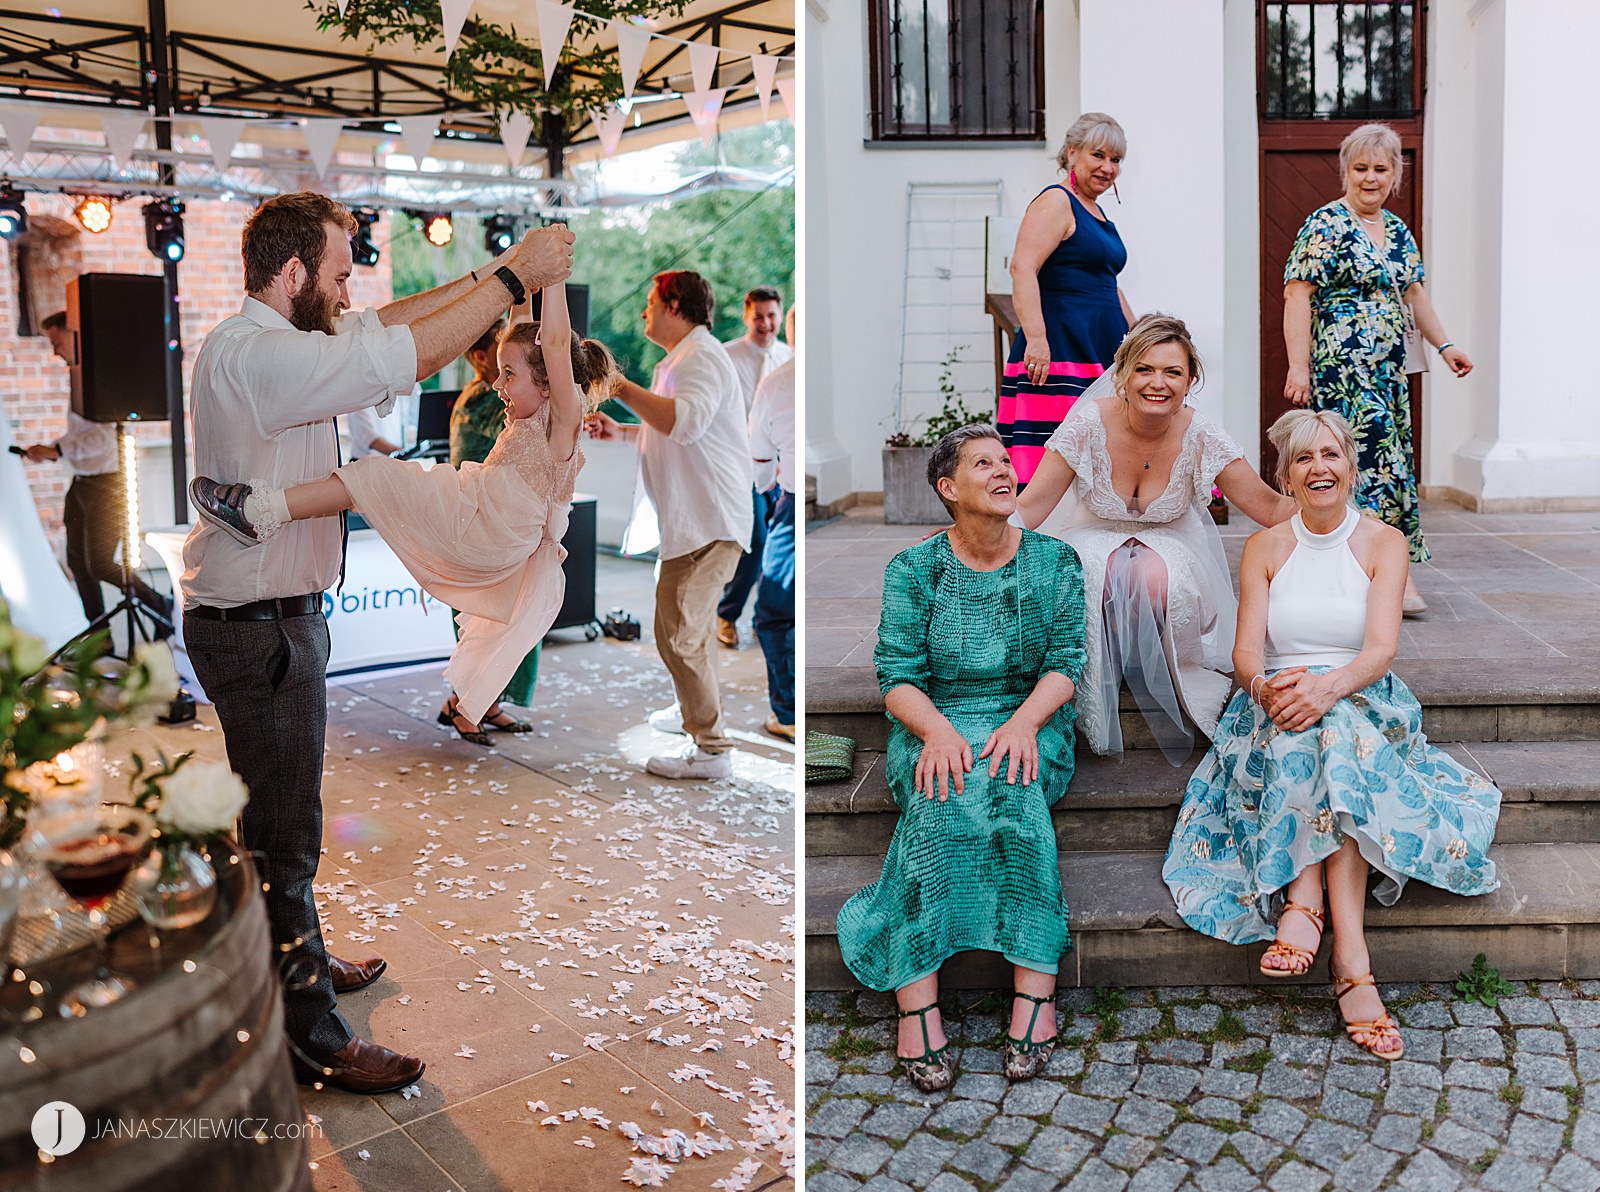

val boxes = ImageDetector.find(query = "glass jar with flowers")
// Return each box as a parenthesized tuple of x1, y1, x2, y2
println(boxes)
(126, 751, 250, 931)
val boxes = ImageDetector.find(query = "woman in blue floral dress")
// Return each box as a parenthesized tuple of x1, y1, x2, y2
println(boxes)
(1164, 410, 1500, 1060)
(1283, 123, 1473, 615)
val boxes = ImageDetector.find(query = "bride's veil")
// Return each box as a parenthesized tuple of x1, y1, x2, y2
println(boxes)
(1030, 368, 1115, 541)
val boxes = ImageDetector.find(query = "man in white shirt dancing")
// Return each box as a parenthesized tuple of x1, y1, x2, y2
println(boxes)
(716, 286, 792, 647)
(182, 192, 572, 1093)
(590, 271, 751, 780)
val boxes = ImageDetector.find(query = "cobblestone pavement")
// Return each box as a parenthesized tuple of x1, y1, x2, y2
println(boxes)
(804, 980, 1600, 1192)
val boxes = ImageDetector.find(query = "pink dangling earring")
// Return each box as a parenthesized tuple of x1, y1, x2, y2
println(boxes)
(1069, 168, 1078, 192)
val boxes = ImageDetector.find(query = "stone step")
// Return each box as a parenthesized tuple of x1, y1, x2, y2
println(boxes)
(805, 841, 1600, 990)
(805, 657, 1600, 751)
(805, 741, 1600, 855)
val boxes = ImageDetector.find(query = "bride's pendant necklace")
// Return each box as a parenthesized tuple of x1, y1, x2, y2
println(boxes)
(1123, 405, 1166, 470)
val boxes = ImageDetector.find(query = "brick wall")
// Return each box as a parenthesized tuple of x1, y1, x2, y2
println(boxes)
(2, 192, 394, 551)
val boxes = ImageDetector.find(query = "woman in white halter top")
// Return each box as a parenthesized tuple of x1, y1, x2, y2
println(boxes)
(1164, 410, 1502, 1061)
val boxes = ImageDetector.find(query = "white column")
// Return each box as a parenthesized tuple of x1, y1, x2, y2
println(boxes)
(1450, 0, 1600, 507)
(801, 0, 853, 509)
(1078, 0, 1230, 423)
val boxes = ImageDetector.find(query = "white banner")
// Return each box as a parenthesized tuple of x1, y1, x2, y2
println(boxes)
(440, 0, 473, 58)
(397, 114, 438, 167)
(0, 105, 41, 156)
(776, 76, 796, 123)
(99, 109, 146, 171)
(499, 107, 534, 169)
(614, 21, 650, 101)
(750, 54, 778, 122)
(592, 105, 626, 156)
(536, 1, 576, 92)
(197, 116, 245, 173)
(300, 117, 344, 178)
(688, 42, 719, 94)
(685, 89, 726, 146)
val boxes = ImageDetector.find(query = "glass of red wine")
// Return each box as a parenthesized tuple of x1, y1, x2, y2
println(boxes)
(31, 803, 156, 1015)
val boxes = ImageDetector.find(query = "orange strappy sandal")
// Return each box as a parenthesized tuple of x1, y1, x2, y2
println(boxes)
(1333, 971, 1405, 1059)
(1259, 901, 1325, 978)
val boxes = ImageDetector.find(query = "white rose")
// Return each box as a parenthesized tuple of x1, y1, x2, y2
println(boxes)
(156, 758, 248, 836)
(9, 627, 50, 674)
(129, 642, 180, 705)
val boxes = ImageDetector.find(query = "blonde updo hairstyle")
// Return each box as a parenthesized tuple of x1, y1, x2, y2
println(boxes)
(1109, 313, 1204, 399)
(498, 322, 619, 412)
(1267, 409, 1361, 499)
(1338, 123, 1404, 196)
(1055, 112, 1127, 174)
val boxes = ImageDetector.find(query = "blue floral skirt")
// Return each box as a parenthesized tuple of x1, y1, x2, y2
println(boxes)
(1163, 669, 1501, 944)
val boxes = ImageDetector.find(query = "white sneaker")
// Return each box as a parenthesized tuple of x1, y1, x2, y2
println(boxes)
(645, 748, 732, 780)
(647, 703, 685, 734)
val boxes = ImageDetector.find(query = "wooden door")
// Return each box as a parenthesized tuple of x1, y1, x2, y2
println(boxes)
(1257, 1, 1426, 483)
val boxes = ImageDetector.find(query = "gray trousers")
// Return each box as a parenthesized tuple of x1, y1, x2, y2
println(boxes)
(184, 608, 353, 1060)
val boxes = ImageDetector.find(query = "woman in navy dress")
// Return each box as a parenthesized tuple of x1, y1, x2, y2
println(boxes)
(999, 112, 1134, 488)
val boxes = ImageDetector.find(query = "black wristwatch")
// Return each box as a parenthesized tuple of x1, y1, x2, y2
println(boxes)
(493, 265, 526, 306)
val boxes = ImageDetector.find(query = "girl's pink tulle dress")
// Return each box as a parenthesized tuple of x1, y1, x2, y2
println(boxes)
(337, 401, 582, 724)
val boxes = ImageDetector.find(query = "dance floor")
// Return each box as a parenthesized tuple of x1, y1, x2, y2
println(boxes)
(112, 553, 797, 1191)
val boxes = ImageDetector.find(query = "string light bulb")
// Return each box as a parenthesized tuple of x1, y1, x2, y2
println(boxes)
(423, 213, 454, 247)
(74, 195, 114, 234)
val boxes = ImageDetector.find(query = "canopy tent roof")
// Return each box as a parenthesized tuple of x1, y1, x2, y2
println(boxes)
(0, 0, 793, 210)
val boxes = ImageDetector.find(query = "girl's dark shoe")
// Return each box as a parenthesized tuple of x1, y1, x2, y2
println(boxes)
(436, 694, 492, 747)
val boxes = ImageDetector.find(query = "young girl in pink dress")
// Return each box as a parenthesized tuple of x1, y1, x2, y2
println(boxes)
(190, 280, 615, 744)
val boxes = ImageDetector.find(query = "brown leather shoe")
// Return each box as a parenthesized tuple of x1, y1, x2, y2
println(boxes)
(328, 954, 387, 994)
(292, 1035, 424, 1095)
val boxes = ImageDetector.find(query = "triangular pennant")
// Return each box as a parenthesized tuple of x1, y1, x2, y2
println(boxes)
(99, 109, 147, 171)
(685, 88, 726, 147)
(592, 106, 626, 157)
(198, 116, 245, 173)
(0, 106, 42, 156)
(499, 108, 534, 170)
(614, 21, 650, 101)
(750, 54, 778, 121)
(336, 0, 348, 15)
(440, 0, 472, 58)
(775, 76, 796, 123)
(536, 1, 576, 93)
(688, 42, 719, 94)
(300, 117, 344, 178)
(397, 115, 438, 167)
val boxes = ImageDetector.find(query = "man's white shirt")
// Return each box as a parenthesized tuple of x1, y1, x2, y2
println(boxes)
(722, 336, 794, 414)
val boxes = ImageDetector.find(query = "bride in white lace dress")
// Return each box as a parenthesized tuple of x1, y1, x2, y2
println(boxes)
(1016, 314, 1295, 761)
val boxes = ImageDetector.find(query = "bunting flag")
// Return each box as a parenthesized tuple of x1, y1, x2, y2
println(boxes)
(498, 108, 534, 170)
(440, 0, 472, 58)
(684, 89, 726, 147)
(536, 1, 576, 93)
(613, 21, 650, 101)
(336, 0, 348, 15)
(197, 116, 245, 173)
(0, 106, 42, 156)
(688, 42, 719, 94)
(397, 115, 438, 167)
(776, 76, 796, 123)
(592, 105, 626, 157)
(99, 109, 147, 171)
(300, 117, 344, 177)
(750, 54, 778, 122)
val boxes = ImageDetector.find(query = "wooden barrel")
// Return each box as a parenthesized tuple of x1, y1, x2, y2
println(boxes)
(0, 845, 310, 1191)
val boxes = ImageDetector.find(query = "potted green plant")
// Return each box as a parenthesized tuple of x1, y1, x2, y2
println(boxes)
(883, 346, 992, 524)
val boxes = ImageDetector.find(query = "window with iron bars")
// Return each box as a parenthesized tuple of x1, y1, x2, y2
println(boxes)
(1264, 2, 1419, 119)
(868, 0, 1044, 142)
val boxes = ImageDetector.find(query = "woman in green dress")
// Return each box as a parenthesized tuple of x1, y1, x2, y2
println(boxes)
(836, 424, 1087, 1089)
(1282, 122, 1473, 615)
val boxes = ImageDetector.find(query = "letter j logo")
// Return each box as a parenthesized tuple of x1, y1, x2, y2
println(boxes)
(32, 1101, 86, 1157)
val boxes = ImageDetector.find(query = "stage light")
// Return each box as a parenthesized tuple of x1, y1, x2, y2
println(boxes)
(423, 213, 454, 247)
(142, 198, 186, 262)
(352, 208, 380, 267)
(0, 184, 26, 240)
(484, 214, 516, 254)
(75, 195, 114, 234)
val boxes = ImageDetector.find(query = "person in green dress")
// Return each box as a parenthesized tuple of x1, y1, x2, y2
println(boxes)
(1283, 122, 1473, 615)
(836, 424, 1087, 1089)
(438, 318, 539, 736)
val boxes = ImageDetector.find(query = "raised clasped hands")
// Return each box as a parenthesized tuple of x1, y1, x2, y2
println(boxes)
(915, 723, 972, 802)
(1260, 667, 1340, 733)
(979, 715, 1040, 787)
(513, 222, 576, 290)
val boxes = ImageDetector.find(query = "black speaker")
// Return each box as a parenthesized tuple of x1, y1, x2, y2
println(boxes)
(67, 273, 170, 423)
(526, 283, 590, 338)
(552, 496, 597, 633)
